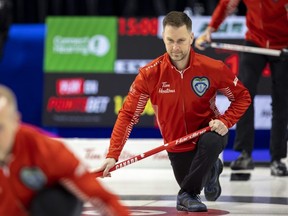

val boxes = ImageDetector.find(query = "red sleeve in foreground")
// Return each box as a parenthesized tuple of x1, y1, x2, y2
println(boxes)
(61, 168, 130, 216)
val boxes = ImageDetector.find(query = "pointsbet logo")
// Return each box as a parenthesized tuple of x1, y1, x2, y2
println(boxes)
(47, 96, 110, 113)
(53, 35, 110, 56)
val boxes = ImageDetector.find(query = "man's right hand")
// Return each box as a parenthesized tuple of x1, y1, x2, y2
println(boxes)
(195, 26, 215, 50)
(94, 158, 116, 178)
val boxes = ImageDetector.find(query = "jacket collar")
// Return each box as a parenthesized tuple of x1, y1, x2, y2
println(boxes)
(164, 48, 195, 71)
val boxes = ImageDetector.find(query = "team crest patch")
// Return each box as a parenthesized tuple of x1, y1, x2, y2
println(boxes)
(20, 167, 47, 190)
(191, 77, 210, 96)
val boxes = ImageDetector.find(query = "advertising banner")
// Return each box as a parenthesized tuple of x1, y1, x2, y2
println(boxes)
(216, 95, 272, 130)
(115, 17, 164, 74)
(44, 17, 117, 72)
(42, 73, 156, 127)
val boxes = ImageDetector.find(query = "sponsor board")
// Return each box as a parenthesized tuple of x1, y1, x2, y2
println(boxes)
(62, 138, 169, 169)
(62, 138, 224, 169)
(157, 16, 246, 39)
(114, 59, 152, 74)
(43, 73, 155, 127)
(216, 95, 271, 129)
(43, 73, 272, 128)
(45, 17, 117, 72)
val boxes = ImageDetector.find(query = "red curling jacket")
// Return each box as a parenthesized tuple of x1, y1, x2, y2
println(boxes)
(107, 49, 251, 160)
(209, 0, 288, 49)
(0, 124, 130, 216)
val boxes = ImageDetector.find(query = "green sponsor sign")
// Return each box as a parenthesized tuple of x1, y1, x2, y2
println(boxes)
(44, 17, 117, 73)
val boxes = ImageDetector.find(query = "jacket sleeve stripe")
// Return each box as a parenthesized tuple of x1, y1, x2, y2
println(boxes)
(121, 93, 150, 145)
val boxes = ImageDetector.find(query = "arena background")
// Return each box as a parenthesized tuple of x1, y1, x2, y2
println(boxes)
(0, 15, 273, 163)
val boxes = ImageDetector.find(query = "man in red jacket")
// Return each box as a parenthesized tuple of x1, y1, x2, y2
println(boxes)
(0, 84, 130, 216)
(96, 11, 251, 212)
(195, 0, 288, 176)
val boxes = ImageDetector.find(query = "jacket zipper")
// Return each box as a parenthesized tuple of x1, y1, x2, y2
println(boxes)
(179, 69, 188, 134)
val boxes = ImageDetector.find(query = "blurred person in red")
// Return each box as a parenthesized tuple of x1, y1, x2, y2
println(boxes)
(195, 0, 288, 176)
(95, 11, 251, 213)
(0, 84, 130, 216)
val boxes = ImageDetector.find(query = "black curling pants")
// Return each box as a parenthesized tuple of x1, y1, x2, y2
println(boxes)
(168, 131, 228, 195)
(233, 41, 288, 161)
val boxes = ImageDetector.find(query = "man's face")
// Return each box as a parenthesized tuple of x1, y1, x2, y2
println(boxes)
(163, 25, 194, 63)
(0, 98, 20, 161)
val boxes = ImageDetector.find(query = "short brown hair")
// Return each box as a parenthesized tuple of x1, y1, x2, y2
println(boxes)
(162, 11, 192, 32)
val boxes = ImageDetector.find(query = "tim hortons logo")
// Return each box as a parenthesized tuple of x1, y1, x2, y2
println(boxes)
(115, 157, 138, 169)
(158, 82, 175, 94)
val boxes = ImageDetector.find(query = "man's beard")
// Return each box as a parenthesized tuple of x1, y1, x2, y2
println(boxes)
(170, 52, 186, 62)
